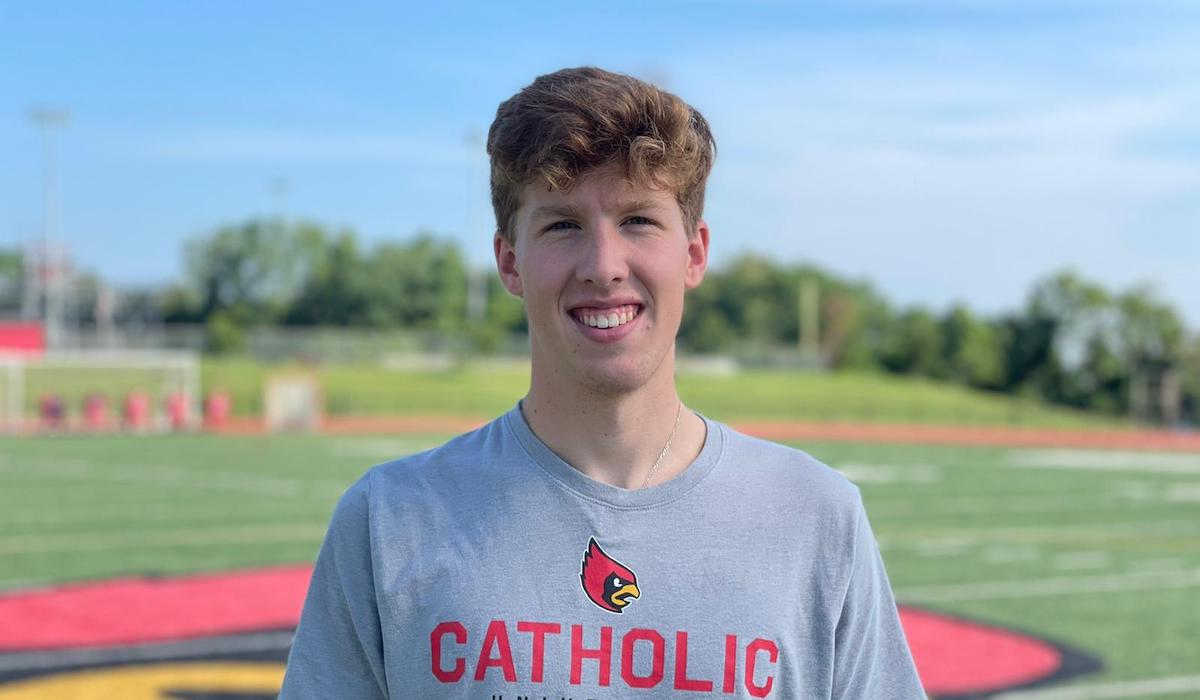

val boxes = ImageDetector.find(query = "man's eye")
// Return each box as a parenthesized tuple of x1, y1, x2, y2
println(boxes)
(624, 216, 654, 226)
(547, 221, 578, 231)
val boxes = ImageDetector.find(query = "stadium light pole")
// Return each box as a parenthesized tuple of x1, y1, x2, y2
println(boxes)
(800, 276, 820, 365)
(464, 129, 487, 325)
(267, 176, 290, 221)
(28, 107, 70, 347)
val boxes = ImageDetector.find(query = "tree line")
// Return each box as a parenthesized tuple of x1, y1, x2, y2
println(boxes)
(1, 218, 1196, 424)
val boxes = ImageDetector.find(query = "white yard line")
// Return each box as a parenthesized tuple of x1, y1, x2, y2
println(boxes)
(325, 438, 433, 458)
(898, 568, 1200, 603)
(910, 540, 978, 558)
(867, 494, 1168, 520)
(0, 502, 323, 527)
(1165, 483, 1200, 503)
(993, 674, 1200, 699)
(834, 462, 941, 484)
(0, 456, 348, 497)
(880, 518, 1200, 548)
(1050, 550, 1112, 571)
(0, 523, 328, 555)
(981, 544, 1041, 564)
(1007, 449, 1200, 475)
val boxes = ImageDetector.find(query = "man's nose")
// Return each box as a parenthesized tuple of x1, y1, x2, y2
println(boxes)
(576, 223, 629, 286)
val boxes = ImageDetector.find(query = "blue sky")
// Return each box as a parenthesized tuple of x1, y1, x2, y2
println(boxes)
(2, 0, 1198, 324)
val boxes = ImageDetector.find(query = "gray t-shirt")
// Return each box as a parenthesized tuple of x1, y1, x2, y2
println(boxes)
(280, 404, 925, 699)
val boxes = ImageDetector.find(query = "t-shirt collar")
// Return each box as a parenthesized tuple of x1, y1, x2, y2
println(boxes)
(504, 400, 725, 509)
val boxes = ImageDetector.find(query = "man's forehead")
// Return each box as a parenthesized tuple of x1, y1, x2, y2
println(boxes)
(521, 173, 674, 218)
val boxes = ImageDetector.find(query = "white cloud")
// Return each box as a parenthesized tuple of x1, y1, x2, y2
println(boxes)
(134, 127, 473, 164)
(671, 31, 1200, 321)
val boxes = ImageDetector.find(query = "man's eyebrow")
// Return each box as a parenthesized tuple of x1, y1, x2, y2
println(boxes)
(529, 205, 580, 220)
(528, 200, 666, 221)
(620, 199, 666, 213)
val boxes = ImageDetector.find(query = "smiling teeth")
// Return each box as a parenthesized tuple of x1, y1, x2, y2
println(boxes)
(576, 304, 640, 329)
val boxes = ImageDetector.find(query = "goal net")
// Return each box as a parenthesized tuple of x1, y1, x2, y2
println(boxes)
(263, 372, 323, 433)
(0, 350, 201, 433)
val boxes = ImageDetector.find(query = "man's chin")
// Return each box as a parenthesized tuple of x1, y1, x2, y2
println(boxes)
(532, 337, 673, 395)
(574, 358, 665, 397)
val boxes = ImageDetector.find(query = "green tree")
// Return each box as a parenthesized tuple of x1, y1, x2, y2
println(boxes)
(1115, 286, 1185, 367)
(285, 229, 368, 326)
(205, 310, 245, 354)
(679, 274, 734, 353)
(1023, 270, 1114, 407)
(184, 218, 322, 324)
(719, 255, 797, 344)
(357, 234, 468, 330)
(1017, 271, 1187, 417)
(999, 314, 1057, 392)
(880, 307, 944, 377)
(485, 273, 527, 333)
(1078, 334, 1126, 413)
(823, 282, 892, 370)
(1180, 336, 1200, 424)
(939, 305, 1004, 388)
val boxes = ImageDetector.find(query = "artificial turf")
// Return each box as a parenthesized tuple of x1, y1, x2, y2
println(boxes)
(2, 430, 1197, 699)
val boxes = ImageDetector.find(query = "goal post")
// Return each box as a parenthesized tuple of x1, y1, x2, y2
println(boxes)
(0, 350, 201, 433)
(0, 359, 22, 433)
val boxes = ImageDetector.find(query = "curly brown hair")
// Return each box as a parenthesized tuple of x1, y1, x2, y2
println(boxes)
(487, 67, 716, 243)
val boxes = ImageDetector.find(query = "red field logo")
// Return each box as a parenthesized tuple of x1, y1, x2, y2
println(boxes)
(0, 566, 1100, 698)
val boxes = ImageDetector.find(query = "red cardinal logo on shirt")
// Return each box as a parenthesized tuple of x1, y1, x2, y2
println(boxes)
(580, 538, 640, 613)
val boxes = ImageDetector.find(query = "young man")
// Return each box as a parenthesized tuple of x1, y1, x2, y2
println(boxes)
(280, 67, 925, 699)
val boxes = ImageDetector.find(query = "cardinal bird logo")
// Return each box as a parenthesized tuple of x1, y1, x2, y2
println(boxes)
(580, 538, 641, 613)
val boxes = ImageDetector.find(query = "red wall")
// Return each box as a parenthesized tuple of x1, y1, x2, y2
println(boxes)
(0, 322, 46, 356)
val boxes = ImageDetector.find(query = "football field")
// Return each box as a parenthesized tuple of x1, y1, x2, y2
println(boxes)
(1, 431, 1198, 698)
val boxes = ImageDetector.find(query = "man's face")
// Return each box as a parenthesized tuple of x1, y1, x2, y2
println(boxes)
(494, 164, 709, 396)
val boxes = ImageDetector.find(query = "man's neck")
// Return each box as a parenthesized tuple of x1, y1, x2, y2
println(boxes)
(521, 367, 705, 490)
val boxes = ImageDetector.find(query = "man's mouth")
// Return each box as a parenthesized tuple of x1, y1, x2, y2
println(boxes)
(570, 304, 643, 329)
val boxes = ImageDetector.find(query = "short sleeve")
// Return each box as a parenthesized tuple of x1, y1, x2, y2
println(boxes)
(279, 475, 389, 699)
(832, 499, 926, 699)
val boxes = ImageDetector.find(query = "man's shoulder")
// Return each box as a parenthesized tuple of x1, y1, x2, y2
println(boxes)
(318, 414, 517, 557)
(713, 420, 862, 510)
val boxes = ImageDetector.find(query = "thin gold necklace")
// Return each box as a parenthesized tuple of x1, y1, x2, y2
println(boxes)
(641, 399, 683, 489)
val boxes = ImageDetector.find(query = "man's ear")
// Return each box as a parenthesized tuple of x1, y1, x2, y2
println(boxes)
(684, 219, 710, 289)
(494, 232, 523, 297)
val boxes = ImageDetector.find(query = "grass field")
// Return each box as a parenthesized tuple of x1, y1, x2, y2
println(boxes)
(2, 428, 1197, 698)
(198, 359, 1125, 428)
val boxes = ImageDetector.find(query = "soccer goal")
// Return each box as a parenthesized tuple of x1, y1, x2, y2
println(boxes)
(263, 372, 323, 433)
(0, 350, 201, 433)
